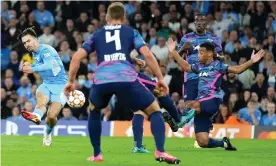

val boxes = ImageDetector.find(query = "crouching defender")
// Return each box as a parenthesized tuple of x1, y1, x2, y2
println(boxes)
(168, 39, 265, 150)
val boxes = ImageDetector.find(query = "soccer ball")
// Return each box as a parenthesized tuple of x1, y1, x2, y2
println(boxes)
(67, 90, 86, 108)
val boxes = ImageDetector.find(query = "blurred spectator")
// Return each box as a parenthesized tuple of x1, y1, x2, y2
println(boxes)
(59, 40, 73, 70)
(6, 16, 21, 48)
(21, 12, 42, 36)
(266, 15, 275, 35)
(140, 23, 149, 41)
(74, 33, 84, 51)
(151, 36, 169, 61)
(33, 1, 54, 28)
(83, 24, 95, 41)
(239, 100, 262, 125)
(16, 76, 32, 100)
(251, 73, 268, 100)
(239, 26, 253, 48)
(63, 19, 76, 49)
(5, 69, 20, 86)
(259, 51, 274, 75)
(54, 30, 66, 49)
(260, 101, 276, 126)
(224, 30, 238, 54)
(259, 97, 269, 114)
(239, 5, 251, 30)
(215, 103, 231, 124)
(148, 28, 157, 48)
(267, 87, 276, 103)
(1, 88, 9, 119)
(60, 107, 78, 121)
(250, 2, 267, 41)
(212, 10, 233, 40)
(7, 51, 20, 78)
(237, 57, 255, 89)
(181, 3, 194, 23)
(221, 73, 243, 101)
(7, 106, 23, 120)
(176, 18, 192, 41)
(228, 93, 239, 112)
(99, 12, 107, 27)
(2, 77, 18, 100)
(17, 3, 30, 28)
(38, 26, 56, 47)
(1, 1, 11, 24)
(263, 35, 276, 57)
(124, 1, 136, 16)
(75, 12, 90, 33)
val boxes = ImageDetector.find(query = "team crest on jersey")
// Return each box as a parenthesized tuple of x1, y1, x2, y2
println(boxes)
(199, 72, 208, 77)
(207, 38, 214, 42)
(44, 53, 51, 58)
(194, 45, 200, 50)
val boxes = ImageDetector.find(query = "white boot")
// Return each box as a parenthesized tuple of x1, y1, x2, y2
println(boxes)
(43, 131, 52, 146)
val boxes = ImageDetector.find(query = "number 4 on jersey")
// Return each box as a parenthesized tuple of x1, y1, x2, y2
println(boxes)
(106, 30, 121, 51)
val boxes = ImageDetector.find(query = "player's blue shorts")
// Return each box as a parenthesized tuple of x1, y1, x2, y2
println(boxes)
(137, 72, 157, 92)
(183, 79, 198, 100)
(36, 83, 67, 105)
(194, 98, 221, 133)
(89, 79, 155, 111)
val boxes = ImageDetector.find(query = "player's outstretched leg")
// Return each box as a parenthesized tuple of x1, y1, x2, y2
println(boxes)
(177, 101, 199, 128)
(157, 94, 179, 132)
(144, 101, 180, 164)
(132, 111, 149, 153)
(43, 102, 63, 146)
(87, 108, 103, 162)
(21, 92, 49, 125)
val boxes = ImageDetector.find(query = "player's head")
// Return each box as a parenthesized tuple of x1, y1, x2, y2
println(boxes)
(106, 2, 126, 24)
(198, 42, 215, 64)
(194, 13, 206, 34)
(18, 26, 39, 52)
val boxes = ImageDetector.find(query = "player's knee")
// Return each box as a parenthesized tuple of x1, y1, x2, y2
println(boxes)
(47, 111, 58, 120)
(196, 137, 208, 148)
(143, 100, 160, 116)
(134, 110, 147, 118)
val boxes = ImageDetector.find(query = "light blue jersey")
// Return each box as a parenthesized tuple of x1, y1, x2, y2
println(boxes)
(31, 44, 67, 105)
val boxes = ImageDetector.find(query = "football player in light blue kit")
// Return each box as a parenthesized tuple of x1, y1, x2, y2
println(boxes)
(20, 27, 68, 146)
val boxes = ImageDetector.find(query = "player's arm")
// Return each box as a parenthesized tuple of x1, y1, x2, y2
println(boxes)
(167, 38, 192, 72)
(139, 46, 163, 79)
(68, 48, 88, 82)
(68, 33, 95, 83)
(176, 35, 192, 55)
(228, 49, 265, 74)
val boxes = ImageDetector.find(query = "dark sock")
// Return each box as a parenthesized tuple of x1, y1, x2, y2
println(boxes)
(207, 138, 224, 148)
(132, 114, 144, 148)
(88, 110, 102, 156)
(158, 95, 180, 122)
(149, 111, 165, 152)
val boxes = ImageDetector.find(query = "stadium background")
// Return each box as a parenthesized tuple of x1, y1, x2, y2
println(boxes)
(1, 1, 276, 139)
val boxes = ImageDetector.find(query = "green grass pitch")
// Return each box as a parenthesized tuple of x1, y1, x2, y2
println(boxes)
(2, 136, 276, 166)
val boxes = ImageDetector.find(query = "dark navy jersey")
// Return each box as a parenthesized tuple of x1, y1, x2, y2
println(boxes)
(82, 24, 146, 84)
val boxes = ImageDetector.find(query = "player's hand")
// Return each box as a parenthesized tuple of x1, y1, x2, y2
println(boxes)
(134, 58, 146, 68)
(64, 82, 75, 97)
(157, 79, 169, 96)
(167, 38, 177, 52)
(22, 65, 33, 74)
(178, 41, 192, 53)
(251, 49, 265, 63)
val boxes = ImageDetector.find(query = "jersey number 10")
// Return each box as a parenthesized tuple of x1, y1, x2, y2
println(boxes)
(106, 30, 122, 51)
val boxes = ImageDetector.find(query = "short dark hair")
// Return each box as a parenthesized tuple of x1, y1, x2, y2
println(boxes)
(17, 26, 37, 41)
(107, 2, 125, 20)
(195, 13, 206, 17)
(200, 42, 215, 53)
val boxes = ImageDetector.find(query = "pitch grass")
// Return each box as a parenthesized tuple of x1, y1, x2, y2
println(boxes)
(2, 136, 276, 166)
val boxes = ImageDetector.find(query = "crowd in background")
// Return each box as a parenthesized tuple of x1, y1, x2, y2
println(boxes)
(1, 1, 276, 126)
